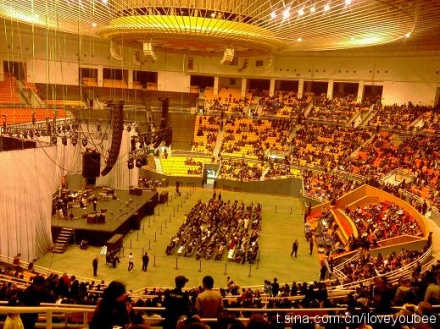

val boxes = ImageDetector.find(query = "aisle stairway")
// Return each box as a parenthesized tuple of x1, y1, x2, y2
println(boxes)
(213, 131, 224, 157)
(52, 227, 74, 254)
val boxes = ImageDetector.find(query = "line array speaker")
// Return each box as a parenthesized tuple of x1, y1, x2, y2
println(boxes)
(101, 103, 124, 176)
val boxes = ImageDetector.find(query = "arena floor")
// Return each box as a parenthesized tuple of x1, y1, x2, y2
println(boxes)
(35, 187, 322, 291)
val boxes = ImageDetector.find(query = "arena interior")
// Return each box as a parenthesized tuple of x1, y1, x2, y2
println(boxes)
(1, 0, 440, 328)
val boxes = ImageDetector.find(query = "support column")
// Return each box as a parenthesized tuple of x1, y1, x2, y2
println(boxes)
(241, 78, 247, 98)
(213, 76, 219, 96)
(97, 65, 103, 87)
(128, 69, 133, 89)
(269, 78, 276, 97)
(327, 79, 334, 99)
(298, 79, 305, 99)
(357, 81, 365, 103)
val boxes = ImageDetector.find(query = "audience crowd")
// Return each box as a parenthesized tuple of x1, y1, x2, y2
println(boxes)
(165, 196, 261, 264)
(344, 201, 423, 249)
(2, 257, 440, 329)
(308, 95, 364, 124)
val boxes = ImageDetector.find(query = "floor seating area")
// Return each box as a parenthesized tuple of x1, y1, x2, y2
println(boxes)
(165, 198, 262, 264)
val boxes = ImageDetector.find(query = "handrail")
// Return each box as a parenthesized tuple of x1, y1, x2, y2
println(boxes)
(336, 246, 432, 290)
(2, 304, 440, 329)
(332, 250, 361, 272)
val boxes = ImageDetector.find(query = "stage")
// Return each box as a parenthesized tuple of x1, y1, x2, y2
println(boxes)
(51, 187, 160, 246)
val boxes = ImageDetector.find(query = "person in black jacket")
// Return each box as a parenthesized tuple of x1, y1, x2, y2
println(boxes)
(163, 275, 190, 329)
(21, 276, 50, 329)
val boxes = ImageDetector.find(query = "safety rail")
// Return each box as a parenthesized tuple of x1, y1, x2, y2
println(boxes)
(336, 246, 433, 290)
(4, 304, 440, 329)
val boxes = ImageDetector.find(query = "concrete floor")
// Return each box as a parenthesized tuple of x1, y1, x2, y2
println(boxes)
(36, 186, 321, 292)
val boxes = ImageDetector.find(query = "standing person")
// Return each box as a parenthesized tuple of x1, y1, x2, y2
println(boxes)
(195, 275, 223, 321)
(271, 278, 280, 297)
(128, 253, 134, 272)
(20, 276, 50, 329)
(92, 256, 99, 277)
(176, 180, 181, 196)
(291, 239, 298, 258)
(163, 275, 190, 329)
(89, 281, 132, 329)
(309, 237, 314, 255)
(142, 252, 149, 272)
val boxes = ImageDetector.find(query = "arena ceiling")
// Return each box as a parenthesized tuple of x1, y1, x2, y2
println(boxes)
(0, 0, 439, 56)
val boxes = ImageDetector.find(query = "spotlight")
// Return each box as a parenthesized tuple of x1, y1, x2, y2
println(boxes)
(71, 137, 78, 146)
(143, 42, 157, 61)
(82, 138, 88, 147)
(135, 158, 143, 168)
(220, 48, 234, 65)
(29, 131, 34, 139)
(298, 8, 304, 16)
(62, 136, 68, 146)
(270, 11, 276, 18)
(51, 136, 58, 145)
(324, 3, 330, 11)
(128, 158, 134, 169)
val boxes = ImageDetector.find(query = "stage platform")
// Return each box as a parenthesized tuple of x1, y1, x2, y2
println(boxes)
(51, 187, 160, 246)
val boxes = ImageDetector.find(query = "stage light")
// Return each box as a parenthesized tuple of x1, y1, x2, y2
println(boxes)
(143, 42, 157, 61)
(128, 158, 134, 169)
(220, 48, 234, 65)
(51, 136, 58, 145)
(283, 8, 290, 19)
(82, 138, 88, 147)
(298, 8, 304, 16)
(71, 137, 78, 146)
(324, 3, 330, 11)
(310, 6, 316, 13)
(270, 11, 276, 18)
(127, 125, 132, 132)
(135, 158, 143, 168)
(62, 136, 68, 146)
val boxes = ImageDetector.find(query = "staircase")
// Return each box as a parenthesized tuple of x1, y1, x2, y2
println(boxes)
(213, 131, 224, 157)
(52, 227, 74, 254)
(358, 105, 377, 127)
